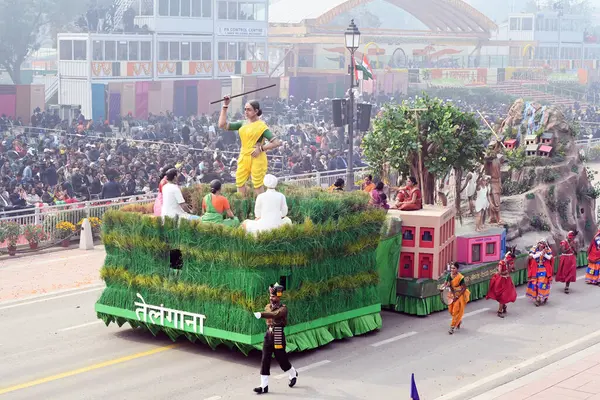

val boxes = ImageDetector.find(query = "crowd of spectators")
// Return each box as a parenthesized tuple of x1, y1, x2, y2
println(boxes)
(2, 87, 594, 216)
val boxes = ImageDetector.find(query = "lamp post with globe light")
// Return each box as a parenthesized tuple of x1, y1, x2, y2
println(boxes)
(344, 19, 360, 189)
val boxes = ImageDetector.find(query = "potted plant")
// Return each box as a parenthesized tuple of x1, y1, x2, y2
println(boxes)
(4, 222, 22, 256)
(23, 225, 46, 250)
(56, 221, 76, 248)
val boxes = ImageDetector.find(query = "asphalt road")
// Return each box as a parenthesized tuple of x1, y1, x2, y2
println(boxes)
(2, 266, 600, 400)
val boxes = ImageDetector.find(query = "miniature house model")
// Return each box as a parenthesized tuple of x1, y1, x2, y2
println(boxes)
(391, 206, 456, 281)
(456, 227, 506, 265)
(540, 132, 554, 145)
(524, 135, 538, 146)
(504, 139, 517, 150)
(538, 145, 553, 156)
(526, 143, 539, 156)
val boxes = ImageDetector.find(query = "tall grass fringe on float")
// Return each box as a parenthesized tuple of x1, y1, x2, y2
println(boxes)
(95, 182, 589, 354)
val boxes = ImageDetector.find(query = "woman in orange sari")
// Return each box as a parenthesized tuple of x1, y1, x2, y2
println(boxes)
(441, 262, 470, 335)
(394, 176, 422, 211)
(526, 240, 553, 306)
(586, 229, 600, 285)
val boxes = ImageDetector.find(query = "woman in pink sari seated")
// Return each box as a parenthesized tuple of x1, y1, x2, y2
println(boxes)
(153, 165, 173, 216)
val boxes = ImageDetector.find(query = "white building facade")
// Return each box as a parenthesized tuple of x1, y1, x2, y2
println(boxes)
(56, 0, 269, 119)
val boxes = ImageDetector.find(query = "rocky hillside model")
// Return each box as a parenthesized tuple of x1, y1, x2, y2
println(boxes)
(496, 99, 596, 248)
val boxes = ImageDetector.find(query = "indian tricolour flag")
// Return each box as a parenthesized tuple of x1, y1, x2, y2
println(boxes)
(354, 54, 375, 81)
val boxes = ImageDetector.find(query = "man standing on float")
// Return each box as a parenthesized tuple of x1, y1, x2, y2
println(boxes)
(218, 96, 281, 196)
(252, 283, 298, 394)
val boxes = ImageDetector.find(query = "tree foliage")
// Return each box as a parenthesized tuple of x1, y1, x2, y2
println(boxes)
(0, 0, 85, 84)
(362, 95, 485, 209)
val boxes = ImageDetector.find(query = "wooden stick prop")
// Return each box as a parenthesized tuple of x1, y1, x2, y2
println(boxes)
(477, 110, 506, 149)
(210, 84, 277, 104)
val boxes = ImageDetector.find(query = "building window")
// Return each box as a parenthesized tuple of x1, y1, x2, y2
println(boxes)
(202, 42, 211, 60)
(73, 40, 87, 60)
(141, 41, 152, 60)
(170, 0, 180, 16)
(105, 41, 116, 60)
(486, 242, 496, 255)
(522, 17, 533, 31)
(181, 0, 191, 16)
(218, 1, 227, 18)
(129, 41, 139, 61)
(159, 0, 169, 15)
(117, 41, 128, 61)
(170, 41, 180, 60)
(238, 42, 246, 60)
(228, 42, 237, 59)
(93, 41, 103, 60)
(509, 18, 519, 31)
(472, 244, 481, 262)
(238, 3, 253, 20)
(189, 0, 211, 16)
(59, 40, 73, 60)
(159, 42, 168, 61)
(228, 1, 237, 19)
(181, 42, 190, 60)
(218, 42, 227, 60)
(253, 3, 265, 20)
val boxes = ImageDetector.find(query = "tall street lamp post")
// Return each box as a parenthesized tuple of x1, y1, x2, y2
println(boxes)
(345, 19, 360, 189)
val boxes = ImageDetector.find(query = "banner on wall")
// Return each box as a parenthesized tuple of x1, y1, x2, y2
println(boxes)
(218, 27, 265, 36)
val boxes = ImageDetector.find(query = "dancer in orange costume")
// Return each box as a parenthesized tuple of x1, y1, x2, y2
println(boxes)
(441, 262, 470, 335)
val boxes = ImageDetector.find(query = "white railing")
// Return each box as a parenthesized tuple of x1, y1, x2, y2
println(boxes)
(0, 194, 157, 243)
(283, 167, 371, 188)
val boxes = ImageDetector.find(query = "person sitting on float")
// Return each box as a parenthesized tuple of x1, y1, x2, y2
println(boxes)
(160, 168, 200, 221)
(362, 175, 375, 193)
(369, 181, 389, 209)
(329, 178, 345, 192)
(153, 164, 174, 216)
(394, 176, 422, 211)
(201, 180, 240, 228)
(243, 174, 292, 235)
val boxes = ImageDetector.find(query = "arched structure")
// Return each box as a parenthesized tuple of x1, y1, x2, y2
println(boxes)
(269, 0, 497, 37)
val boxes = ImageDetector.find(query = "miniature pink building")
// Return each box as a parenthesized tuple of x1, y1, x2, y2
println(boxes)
(456, 227, 506, 265)
(504, 139, 517, 150)
(390, 206, 456, 281)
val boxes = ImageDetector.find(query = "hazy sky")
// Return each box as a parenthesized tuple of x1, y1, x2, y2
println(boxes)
(465, 0, 600, 22)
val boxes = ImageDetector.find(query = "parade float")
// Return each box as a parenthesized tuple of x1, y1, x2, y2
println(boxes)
(95, 184, 400, 354)
(366, 97, 595, 316)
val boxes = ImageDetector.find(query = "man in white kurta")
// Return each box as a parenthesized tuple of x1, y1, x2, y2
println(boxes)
(244, 174, 292, 235)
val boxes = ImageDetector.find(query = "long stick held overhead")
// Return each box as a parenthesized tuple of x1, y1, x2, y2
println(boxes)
(210, 84, 277, 104)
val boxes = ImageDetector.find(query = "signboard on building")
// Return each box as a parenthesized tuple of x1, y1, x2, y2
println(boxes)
(218, 27, 265, 37)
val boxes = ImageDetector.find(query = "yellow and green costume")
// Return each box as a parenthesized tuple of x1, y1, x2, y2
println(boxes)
(228, 120, 273, 189)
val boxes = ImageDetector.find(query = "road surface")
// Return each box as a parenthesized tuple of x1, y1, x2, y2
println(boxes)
(2, 249, 600, 399)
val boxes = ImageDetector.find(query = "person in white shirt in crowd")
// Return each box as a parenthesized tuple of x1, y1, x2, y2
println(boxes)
(243, 174, 292, 235)
(160, 168, 200, 220)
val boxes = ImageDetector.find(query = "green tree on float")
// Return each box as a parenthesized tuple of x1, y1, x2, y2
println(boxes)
(362, 95, 486, 220)
(0, 0, 88, 84)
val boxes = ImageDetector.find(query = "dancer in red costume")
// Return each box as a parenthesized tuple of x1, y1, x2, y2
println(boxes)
(586, 229, 600, 285)
(486, 247, 518, 318)
(556, 231, 578, 293)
